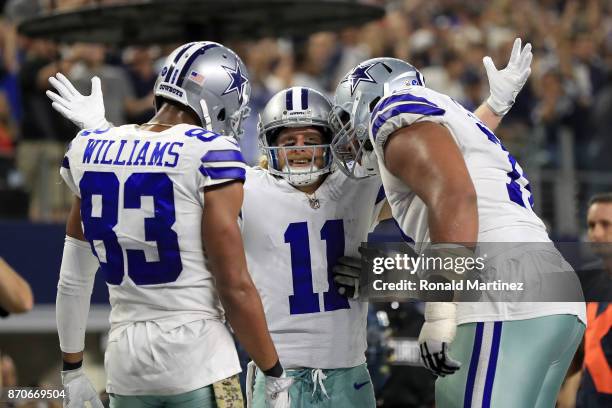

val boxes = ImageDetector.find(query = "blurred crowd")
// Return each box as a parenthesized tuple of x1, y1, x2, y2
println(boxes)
(0, 0, 610, 222)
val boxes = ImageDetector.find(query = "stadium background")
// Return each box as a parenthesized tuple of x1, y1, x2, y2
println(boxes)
(0, 0, 610, 407)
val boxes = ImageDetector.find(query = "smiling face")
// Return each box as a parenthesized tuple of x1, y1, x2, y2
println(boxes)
(274, 126, 326, 171)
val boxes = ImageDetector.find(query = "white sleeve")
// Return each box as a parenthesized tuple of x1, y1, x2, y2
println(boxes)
(197, 136, 247, 190)
(59, 140, 80, 197)
(56, 236, 99, 353)
(369, 88, 447, 161)
(60, 158, 80, 198)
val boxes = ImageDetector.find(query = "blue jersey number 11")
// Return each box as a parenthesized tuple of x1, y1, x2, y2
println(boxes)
(285, 220, 350, 315)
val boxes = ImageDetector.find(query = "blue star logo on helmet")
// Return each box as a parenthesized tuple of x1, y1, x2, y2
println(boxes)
(222, 63, 249, 104)
(342, 62, 379, 95)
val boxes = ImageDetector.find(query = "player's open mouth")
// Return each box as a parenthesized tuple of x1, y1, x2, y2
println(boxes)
(288, 158, 312, 167)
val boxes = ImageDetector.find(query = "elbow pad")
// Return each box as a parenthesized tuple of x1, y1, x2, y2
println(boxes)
(56, 236, 99, 353)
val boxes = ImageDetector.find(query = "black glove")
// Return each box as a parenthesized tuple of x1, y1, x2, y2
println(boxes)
(333, 245, 388, 299)
(419, 341, 461, 377)
(333, 255, 361, 299)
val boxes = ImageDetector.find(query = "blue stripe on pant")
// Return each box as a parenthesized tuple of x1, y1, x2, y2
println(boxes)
(463, 322, 484, 407)
(482, 322, 502, 408)
(462, 322, 502, 408)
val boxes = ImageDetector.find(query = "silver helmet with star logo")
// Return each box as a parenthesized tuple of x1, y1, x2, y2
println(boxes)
(257, 86, 334, 186)
(330, 58, 424, 178)
(154, 41, 251, 139)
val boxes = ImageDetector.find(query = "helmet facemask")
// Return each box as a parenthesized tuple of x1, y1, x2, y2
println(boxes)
(195, 87, 251, 140)
(257, 87, 335, 187)
(261, 124, 333, 187)
(264, 142, 332, 186)
(229, 105, 251, 140)
(329, 91, 379, 179)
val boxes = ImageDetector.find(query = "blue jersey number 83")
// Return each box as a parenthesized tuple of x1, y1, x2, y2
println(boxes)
(79, 171, 182, 285)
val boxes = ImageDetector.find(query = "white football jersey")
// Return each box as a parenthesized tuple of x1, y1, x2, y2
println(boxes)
(241, 167, 383, 369)
(369, 86, 586, 324)
(60, 123, 243, 392)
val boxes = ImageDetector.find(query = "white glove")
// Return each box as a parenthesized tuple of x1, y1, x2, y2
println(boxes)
(484, 37, 533, 116)
(61, 367, 104, 408)
(46, 73, 110, 130)
(265, 372, 293, 408)
(418, 302, 461, 377)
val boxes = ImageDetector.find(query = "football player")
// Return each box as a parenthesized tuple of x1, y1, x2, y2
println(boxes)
(50, 39, 536, 408)
(329, 38, 586, 407)
(242, 86, 383, 407)
(52, 41, 292, 408)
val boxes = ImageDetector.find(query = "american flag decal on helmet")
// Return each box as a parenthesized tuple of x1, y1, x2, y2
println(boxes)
(188, 71, 205, 86)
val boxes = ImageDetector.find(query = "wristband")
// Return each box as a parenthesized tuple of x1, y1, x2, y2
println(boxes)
(62, 360, 83, 371)
(262, 360, 283, 378)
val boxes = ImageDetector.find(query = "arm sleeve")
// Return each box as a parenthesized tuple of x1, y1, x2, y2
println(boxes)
(56, 236, 99, 353)
(369, 88, 446, 161)
(197, 136, 247, 190)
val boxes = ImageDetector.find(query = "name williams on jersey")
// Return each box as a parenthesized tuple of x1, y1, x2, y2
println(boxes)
(81, 138, 183, 168)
